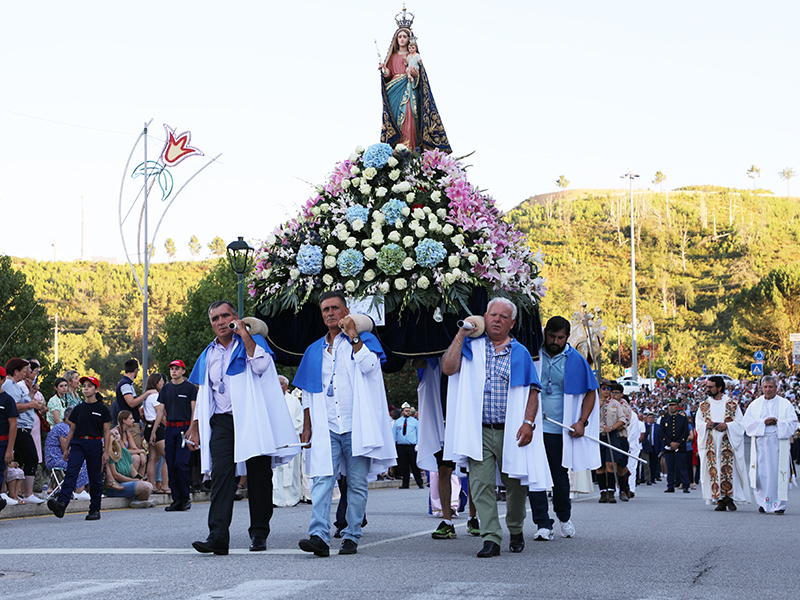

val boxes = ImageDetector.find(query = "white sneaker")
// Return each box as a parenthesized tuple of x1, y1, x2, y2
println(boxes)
(534, 527, 554, 541)
(560, 519, 576, 538)
(23, 494, 45, 504)
(1, 493, 19, 506)
(73, 491, 91, 501)
(129, 500, 155, 509)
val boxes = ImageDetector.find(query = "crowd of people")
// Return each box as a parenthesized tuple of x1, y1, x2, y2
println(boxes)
(2, 297, 799, 560)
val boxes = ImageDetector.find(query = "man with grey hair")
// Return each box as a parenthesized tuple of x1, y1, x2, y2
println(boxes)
(743, 375, 798, 514)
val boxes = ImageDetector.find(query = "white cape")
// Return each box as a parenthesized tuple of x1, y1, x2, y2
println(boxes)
(195, 352, 300, 475)
(743, 395, 798, 506)
(443, 337, 552, 491)
(416, 360, 446, 473)
(302, 349, 397, 481)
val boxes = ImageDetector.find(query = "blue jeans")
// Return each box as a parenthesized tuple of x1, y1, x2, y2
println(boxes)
(309, 431, 370, 544)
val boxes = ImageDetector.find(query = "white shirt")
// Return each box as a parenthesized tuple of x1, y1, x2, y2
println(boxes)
(207, 337, 269, 415)
(321, 332, 379, 434)
(143, 392, 161, 422)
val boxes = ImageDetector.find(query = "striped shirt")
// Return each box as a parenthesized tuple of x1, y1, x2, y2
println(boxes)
(482, 338, 512, 424)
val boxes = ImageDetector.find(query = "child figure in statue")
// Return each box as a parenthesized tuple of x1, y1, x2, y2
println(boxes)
(406, 38, 421, 82)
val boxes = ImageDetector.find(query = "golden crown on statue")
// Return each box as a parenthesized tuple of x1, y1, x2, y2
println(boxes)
(395, 4, 415, 29)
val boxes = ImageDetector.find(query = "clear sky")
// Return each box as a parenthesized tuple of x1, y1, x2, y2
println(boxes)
(1, 0, 797, 263)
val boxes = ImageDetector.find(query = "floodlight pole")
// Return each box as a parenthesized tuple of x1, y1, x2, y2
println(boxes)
(142, 122, 150, 376)
(621, 170, 639, 382)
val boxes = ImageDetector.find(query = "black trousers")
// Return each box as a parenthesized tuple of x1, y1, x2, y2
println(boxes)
(395, 444, 423, 487)
(207, 413, 273, 546)
(57, 438, 103, 512)
(14, 429, 39, 477)
(528, 432, 571, 529)
(665, 451, 689, 490)
(164, 424, 191, 501)
(647, 451, 661, 482)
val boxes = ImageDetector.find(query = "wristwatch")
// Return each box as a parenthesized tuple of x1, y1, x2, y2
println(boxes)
(583, 419, 590, 427)
(350, 336, 360, 345)
(523, 419, 535, 429)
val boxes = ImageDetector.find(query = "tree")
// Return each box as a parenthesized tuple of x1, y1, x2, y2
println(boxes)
(0, 256, 52, 364)
(746, 164, 761, 192)
(729, 264, 800, 370)
(779, 167, 796, 197)
(207, 236, 227, 258)
(556, 175, 570, 190)
(188, 235, 201, 260)
(164, 238, 177, 260)
(652, 171, 666, 191)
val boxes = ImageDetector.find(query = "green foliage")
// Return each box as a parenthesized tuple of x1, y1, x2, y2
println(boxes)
(164, 238, 177, 259)
(188, 235, 201, 260)
(207, 236, 227, 258)
(152, 259, 255, 373)
(556, 175, 570, 190)
(0, 255, 52, 365)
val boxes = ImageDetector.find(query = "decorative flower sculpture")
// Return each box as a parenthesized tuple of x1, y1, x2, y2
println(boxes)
(250, 143, 545, 318)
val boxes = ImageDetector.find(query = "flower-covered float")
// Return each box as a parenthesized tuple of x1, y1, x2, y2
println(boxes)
(249, 142, 547, 369)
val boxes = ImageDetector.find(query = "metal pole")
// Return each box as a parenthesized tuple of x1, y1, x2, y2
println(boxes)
(237, 273, 244, 318)
(142, 122, 149, 376)
(623, 170, 639, 382)
(54, 312, 59, 364)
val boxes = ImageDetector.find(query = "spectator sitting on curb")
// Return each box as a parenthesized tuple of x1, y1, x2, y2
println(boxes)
(105, 432, 154, 508)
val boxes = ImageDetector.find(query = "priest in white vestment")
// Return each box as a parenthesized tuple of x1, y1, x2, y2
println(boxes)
(272, 376, 304, 507)
(743, 375, 798, 514)
(695, 375, 750, 510)
(627, 406, 644, 496)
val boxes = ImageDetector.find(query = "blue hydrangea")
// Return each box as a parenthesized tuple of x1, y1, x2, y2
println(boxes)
(296, 243, 322, 275)
(362, 143, 395, 169)
(345, 205, 369, 226)
(382, 199, 407, 224)
(414, 238, 447, 268)
(337, 249, 365, 277)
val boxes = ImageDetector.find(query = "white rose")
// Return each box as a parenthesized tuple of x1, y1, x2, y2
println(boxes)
(315, 184, 324, 194)
(323, 274, 334, 286)
(389, 169, 401, 181)
(346, 237, 357, 248)
(415, 228, 426, 238)
(355, 145, 364, 154)
(372, 232, 385, 245)
(324, 255, 337, 269)
(429, 222, 442, 232)
(406, 192, 415, 203)
(401, 206, 411, 216)
(428, 213, 438, 223)
(342, 179, 351, 189)
(388, 231, 401, 242)
(351, 177, 361, 187)
(359, 183, 371, 195)
(448, 255, 460, 268)
(311, 207, 320, 216)
(431, 190, 442, 201)
(352, 218, 364, 231)
(326, 245, 339, 255)
(350, 166, 360, 176)
(417, 275, 430, 289)
(437, 208, 447, 219)
(409, 219, 420, 230)
(361, 239, 373, 248)
(345, 280, 356, 292)
(371, 221, 382, 231)
(402, 257, 416, 271)
(452, 268, 462, 278)
(412, 208, 425, 220)
(442, 224, 454, 235)
(387, 156, 398, 167)
(468, 253, 479, 265)
(364, 269, 376, 282)
(395, 219, 404, 229)
(402, 235, 414, 247)
(337, 229, 349, 241)
(363, 167, 377, 180)
(320, 203, 330, 211)
(375, 187, 388, 198)
(373, 211, 385, 223)
(265, 233, 276, 246)
(395, 278, 407, 290)
(364, 247, 377, 260)
(423, 206, 431, 214)
(444, 273, 457, 285)
(263, 268, 272, 279)
(379, 282, 390, 293)
(289, 269, 300, 279)
(395, 144, 408, 153)
(452, 234, 465, 247)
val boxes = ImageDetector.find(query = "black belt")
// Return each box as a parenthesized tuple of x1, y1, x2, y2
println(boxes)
(482, 423, 505, 430)
(18, 428, 32, 434)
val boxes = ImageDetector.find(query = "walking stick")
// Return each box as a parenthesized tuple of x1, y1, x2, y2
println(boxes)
(543, 416, 647, 464)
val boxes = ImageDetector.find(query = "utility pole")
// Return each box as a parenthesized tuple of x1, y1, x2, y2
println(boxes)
(54, 312, 59, 363)
(621, 170, 639, 382)
(81, 195, 85, 260)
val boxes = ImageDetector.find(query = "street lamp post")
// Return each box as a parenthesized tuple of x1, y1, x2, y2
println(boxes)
(226, 237, 255, 318)
(621, 170, 639, 382)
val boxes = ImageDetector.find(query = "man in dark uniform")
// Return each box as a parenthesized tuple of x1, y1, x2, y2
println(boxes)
(155, 359, 197, 512)
(641, 412, 661, 484)
(660, 398, 690, 493)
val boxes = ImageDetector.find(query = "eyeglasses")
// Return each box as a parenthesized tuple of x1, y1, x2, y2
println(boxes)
(600, 386, 610, 390)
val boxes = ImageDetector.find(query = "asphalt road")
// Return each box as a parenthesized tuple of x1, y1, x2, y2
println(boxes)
(0, 477, 797, 600)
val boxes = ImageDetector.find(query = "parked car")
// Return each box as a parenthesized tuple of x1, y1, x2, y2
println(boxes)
(616, 376, 657, 396)
(694, 374, 738, 387)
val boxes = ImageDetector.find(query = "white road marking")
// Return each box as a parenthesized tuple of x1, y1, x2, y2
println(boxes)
(189, 580, 325, 600)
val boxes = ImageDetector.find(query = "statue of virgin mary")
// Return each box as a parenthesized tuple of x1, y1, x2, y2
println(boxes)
(378, 8, 451, 153)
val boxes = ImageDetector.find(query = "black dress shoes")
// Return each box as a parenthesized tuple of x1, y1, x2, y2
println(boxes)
(165, 499, 192, 512)
(48, 498, 67, 518)
(85, 510, 101, 521)
(250, 535, 267, 552)
(509, 533, 525, 553)
(299, 535, 330, 557)
(477, 541, 501, 558)
(339, 539, 358, 555)
(192, 539, 229, 555)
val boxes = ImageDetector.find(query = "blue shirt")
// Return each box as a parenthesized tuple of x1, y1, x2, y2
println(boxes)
(482, 338, 512, 425)
(393, 415, 419, 445)
(3, 379, 33, 430)
(541, 347, 568, 434)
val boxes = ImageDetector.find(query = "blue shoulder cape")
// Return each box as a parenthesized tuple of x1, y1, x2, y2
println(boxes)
(462, 336, 540, 389)
(188, 333, 274, 386)
(292, 331, 386, 394)
(559, 344, 598, 395)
